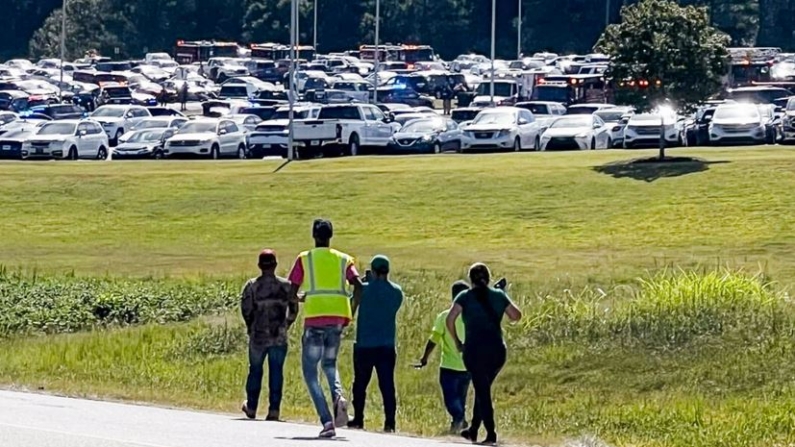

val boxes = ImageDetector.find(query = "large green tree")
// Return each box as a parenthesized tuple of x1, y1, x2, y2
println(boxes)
(595, 0, 729, 111)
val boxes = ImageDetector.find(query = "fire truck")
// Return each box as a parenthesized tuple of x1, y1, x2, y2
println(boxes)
(250, 43, 315, 61)
(725, 47, 781, 88)
(173, 40, 239, 64)
(532, 74, 612, 105)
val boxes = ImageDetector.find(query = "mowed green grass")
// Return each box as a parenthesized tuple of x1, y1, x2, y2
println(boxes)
(3, 148, 795, 447)
(1, 147, 795, 282)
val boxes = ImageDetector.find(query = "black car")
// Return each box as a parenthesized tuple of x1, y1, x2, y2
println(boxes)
(28, 104, 86, 120)
(685, 107, 716, 146)
(376, 87, 434, 108)
(0, 91, 31, 112)
(97, 86, 134, 106)
(238, 106, 277, 121)
(145, 107, 186, 117)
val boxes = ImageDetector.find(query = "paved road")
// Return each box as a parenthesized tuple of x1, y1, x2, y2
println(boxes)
(0, 390, 468, 447)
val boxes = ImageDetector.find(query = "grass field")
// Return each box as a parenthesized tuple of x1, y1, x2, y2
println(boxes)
(2, 147, 795, 447)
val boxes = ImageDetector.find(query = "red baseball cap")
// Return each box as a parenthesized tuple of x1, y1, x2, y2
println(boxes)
(258, 249, 277, 266)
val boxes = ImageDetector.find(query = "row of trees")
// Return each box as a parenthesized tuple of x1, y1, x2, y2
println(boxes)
(2, 0, 792, 62)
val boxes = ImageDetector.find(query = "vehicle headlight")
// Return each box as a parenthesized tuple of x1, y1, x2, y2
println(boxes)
(421, 134, 433, 142)
(200, 139, 214, 144)
(497, 129, 511, 137)
(575, 132, 590, 139)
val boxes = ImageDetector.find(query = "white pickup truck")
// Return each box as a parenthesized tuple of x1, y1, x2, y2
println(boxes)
(291, 104, 401, 156)
(247, 105, 322, 158)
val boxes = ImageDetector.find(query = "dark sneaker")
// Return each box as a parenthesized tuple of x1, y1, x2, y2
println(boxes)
(347, 419, 364, 430)
(479, 432, 498, 445)
(241, 401, 256, 420)
(383, 424, 395, 433)
(319, 422, 336, 438)
(265, 410, 280, 421)
(451, 420, 468, 432)
(461, 428, 478, 443)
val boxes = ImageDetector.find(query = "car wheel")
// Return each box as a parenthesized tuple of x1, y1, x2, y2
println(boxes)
(513, 137, 522, 152)
(237, 144, 247, 159)
(433, 142, 442, 154)
(97, 146, 108, 160)
(607, 138, 613, 149)
(590, 138, 596, 150)
(153, 150, 164, 160)
(534, 136, 540, 151)
(68, 146, 78, 160)
(210, 144, 220, 160)
(348, 134, 360, 156)
(113, 130, 123, 147)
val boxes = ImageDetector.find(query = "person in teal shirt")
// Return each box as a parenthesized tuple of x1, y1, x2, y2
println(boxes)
(348, 255, 403, 432)
(417, 280, 472, 432)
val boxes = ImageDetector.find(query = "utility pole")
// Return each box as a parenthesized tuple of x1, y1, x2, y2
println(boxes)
(605, 0, 610, 27)
(287, 0, 297, 161)
(517, 0, 522, 59)
(313, 0, 318, 51)
(490, 0, 495, 105)
(59, 0, 67, 102)
(372, 0, 380, 105)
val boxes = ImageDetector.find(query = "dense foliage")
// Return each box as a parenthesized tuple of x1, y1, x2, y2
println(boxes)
(3, 0, 792, 61)
(0, 271, 239, 336)
(595, 0, 730, 112)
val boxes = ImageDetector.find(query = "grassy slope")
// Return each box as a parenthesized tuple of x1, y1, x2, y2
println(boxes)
(3, 148, 795, 447)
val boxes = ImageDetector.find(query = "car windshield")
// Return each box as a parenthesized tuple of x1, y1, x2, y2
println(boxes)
(127, 130, 164, 142)
(594, 110, 626, 122)
(104, 88, 131, 97)
(472, 112, 515, 125)
(402, 120, 444, 132)
(92, 108, 126, 118)
(271, 110, 311, 119)
(714, 106, 760, 120)
(179, 122, 217, 133)
(135, 120, 168, 129)
(787, 100, 795, 111)
(521, 104, 549, 114)
(37, 122, 76, 135)
(550, 116, 591, 128)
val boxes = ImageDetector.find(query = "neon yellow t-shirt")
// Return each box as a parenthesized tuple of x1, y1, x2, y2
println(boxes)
(430, 309, 466, 372)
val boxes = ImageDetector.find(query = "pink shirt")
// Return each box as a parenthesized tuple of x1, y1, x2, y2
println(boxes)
(289, 253, 359, 327)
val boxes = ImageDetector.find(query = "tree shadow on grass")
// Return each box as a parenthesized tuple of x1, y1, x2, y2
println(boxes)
(592, 156, 730, 182)
(274, 436, 348, 442)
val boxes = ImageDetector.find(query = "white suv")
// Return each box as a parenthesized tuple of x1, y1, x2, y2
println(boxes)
(90, 105, 152, 146)
(709, 104, 767, 145)
(22, 120, 109, 160)
(164, 118, 248, 159)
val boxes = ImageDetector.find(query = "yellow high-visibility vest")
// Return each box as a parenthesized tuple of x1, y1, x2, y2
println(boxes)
(300, 248, 353, 320)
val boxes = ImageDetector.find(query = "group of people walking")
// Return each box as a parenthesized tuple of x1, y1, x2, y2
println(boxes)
(240, 218, 522, 444)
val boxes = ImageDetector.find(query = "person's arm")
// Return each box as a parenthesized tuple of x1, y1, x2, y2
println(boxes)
(288, 257, 305, 303)
(240, 282, 254, 334)
(285, 283, 299, 328)
(504, 295, 522, 322)
(347, 262, 363, 317)
(446, 303, 464, 352)
(418, 340, 436, 368)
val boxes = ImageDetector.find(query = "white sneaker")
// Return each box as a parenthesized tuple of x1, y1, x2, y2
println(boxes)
(333, 396, 349, 428)
(319, 422, 336, 438)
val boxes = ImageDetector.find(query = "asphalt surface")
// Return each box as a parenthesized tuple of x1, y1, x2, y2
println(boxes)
(0, 390, 469, 447)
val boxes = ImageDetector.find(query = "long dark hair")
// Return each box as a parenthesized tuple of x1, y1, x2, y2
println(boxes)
(468, 263, 491, 303)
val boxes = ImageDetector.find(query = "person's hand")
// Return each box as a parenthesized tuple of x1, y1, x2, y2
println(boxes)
(297, 292, 306, 303)
(414, 358, 428, 369)
(455, 339, 464, 353)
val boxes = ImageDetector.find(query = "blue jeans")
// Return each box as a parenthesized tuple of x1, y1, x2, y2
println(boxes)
(440, 368, 471, 425)
(301, 325, 344, 425)
(246, 343, 288, 414)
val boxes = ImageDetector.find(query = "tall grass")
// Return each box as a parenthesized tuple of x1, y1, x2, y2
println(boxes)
(0, 270, 238, 336)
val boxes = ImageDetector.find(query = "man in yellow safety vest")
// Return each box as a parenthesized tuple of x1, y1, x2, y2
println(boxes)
(289, 218, 363, 438)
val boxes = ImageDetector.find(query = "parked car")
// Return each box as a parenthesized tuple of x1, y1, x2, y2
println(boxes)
(539, 114, 611, 150)
(778, 97, 795, 144)
(623, 113, 681, 148)
(684, 106, 717, 146)
(377, 87, 435, 108)
(21, 119, 109, 160)
(145, 107, 187, 117)
(460, 107, 541, 152)
(27, 104, 86, 120)
(0, 120, 42, 159)
(163, 118, 248, 159)
(708, 103, 768, 146)
(90, 105, 152, 145)
(119, 116, 189, 143)
(113, 128, 176, 159)
(594, 107, 634, 148)
(387, 117, 462, 154)
(450, 107, 483, 125)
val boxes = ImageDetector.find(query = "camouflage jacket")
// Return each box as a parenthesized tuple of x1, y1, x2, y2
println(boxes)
(241, 274, 298, 347)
